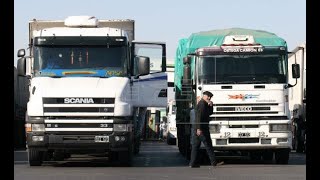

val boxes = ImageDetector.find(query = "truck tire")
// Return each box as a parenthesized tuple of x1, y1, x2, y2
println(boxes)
(262, 151, 273, 161)
(133, 136, 140, 155)
(250, 151, 262, 161)
(275, 148, 290, 164)
(296, 138, 304, 153)
(53, 151, 65, 161)
(167, 135, 171, 145)
(118, 151, 132, 167)
(167, 136, 176, 145)
(28, 149, 43, 166)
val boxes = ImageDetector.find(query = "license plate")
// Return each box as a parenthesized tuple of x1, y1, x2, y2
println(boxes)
(95, 136, 109, 143)
(238, 132, 250, 137)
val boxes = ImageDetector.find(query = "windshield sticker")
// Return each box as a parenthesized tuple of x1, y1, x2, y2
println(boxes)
(228, 94, 260, 101)
(37, 69, 123, 77)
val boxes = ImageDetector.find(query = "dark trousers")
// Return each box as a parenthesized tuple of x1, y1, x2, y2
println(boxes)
(189, 129, 216, 166)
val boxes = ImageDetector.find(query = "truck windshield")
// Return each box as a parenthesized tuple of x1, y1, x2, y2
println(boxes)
(198, 54, 287, 84)
(33, 46, 127, 77)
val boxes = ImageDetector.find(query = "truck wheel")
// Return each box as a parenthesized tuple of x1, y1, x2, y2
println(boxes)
(296, 129, 305, 153)
(167, 136, 172, 145)
(118, 151, 132, 167)
(53, 151, 65, 161)
(250, 151, 262, 161)
(296, 138, 304, 153)
(133, 137, 140, 155)
(167, 136, 175, 145)
(134, 139, 140, 155)
(275, 148, 290, 164)
(262, 151, 273, 161)
(185, 146, 191, 160)
(28, 149, 43, 166)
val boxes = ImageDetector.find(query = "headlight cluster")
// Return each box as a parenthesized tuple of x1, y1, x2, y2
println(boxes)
(269, 124, 290, 132)
(209, 124, 221, 133)
(25, 123, 45, 132)
(113, 124, 128, 132)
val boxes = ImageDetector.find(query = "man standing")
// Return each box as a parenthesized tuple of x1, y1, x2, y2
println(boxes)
(189, 91, 224, 168)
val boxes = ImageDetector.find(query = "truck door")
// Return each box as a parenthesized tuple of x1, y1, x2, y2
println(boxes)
(131, 42, 167, 107)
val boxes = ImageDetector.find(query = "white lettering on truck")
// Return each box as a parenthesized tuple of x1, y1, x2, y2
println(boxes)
(64, 98, 95, 104)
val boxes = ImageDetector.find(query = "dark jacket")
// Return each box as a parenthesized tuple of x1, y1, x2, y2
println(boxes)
(195, 99, 213, 130)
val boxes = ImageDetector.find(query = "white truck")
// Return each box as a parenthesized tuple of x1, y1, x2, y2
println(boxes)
(288, 43, 306, 153)
(16, 16, 167, 166)
(175, 28, 301, 164)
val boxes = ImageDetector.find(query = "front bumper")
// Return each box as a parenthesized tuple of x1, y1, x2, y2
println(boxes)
(209, 120, 292, 150)
(26, 132, 132, 151)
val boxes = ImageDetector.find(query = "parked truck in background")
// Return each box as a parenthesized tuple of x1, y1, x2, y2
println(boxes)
(165, 60, 177, 145)
(288, 43, 306, 153)
(16, 16, 167, 166)
(174, 28, 301, 164)
(166, 99, 177, 145)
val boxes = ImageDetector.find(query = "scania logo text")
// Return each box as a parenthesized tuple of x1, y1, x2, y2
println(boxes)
(64, 98, 94, 104)
(235, 106, 252, 112)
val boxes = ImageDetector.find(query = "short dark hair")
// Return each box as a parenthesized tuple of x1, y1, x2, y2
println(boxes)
(203, 91, 213, 97)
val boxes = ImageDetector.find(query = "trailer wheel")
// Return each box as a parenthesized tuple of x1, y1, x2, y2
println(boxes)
(28, 149, 43, 166)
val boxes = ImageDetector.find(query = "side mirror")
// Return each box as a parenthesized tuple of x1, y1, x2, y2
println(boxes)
(135, 56, 150, 77)
(17, 58, 26, 76)
(292, 64, 300, 78)
(17, 49, 25, 58)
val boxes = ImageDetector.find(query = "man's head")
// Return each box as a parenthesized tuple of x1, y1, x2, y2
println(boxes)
(202, 91, 213, 102)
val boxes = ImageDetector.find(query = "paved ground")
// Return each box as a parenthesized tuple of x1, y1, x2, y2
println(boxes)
(14, 141, 306, 180)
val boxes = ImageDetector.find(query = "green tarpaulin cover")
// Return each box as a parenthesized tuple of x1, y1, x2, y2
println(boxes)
(174, 28, 287, 91)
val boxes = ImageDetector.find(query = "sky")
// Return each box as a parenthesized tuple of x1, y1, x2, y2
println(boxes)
(14, 0, 306, 66)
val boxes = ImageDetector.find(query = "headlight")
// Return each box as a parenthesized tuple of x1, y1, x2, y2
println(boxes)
(209, 124, 221, 133)
(114, 124, 127, 132)
(28, 116, 44, 122)
(31, 124, 45, 132)
(269, 124, 290, 132)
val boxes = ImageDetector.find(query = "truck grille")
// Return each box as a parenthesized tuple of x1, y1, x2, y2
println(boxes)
(42, 98, 115, 116)
(212, 103, 281, 116)
(44, 107, 114, 113)
(229, 138, 259, 143)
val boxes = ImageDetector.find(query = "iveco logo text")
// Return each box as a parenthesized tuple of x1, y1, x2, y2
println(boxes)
(235, 106, 252, 112)
(64, 98, 94, 104)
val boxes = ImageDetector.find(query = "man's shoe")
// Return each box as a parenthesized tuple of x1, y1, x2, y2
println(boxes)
(211, 161, 224, 166)
(189, 164, 200, 168)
